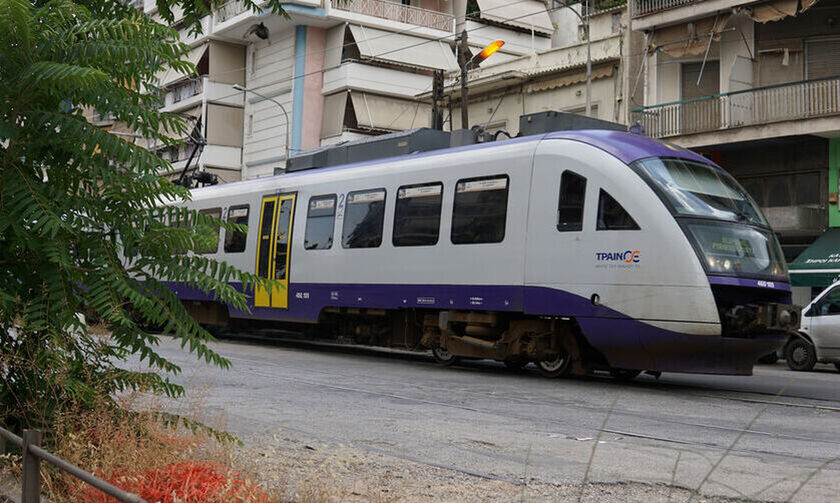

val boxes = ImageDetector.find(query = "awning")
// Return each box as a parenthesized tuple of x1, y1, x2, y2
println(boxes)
(477, 0, 554, 34)
(349, 92, 430, 131)
(788, 228, 840, 287)
(748, 0, 819, 23)
(526, 65, 615, 92)
(156, 44, 208, 88)
(320, 92, 347, 139)
(650, 15, 731, 57)
(348, 25, 458, 71)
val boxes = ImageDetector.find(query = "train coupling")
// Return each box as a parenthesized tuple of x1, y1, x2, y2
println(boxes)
(721, 303, 801, 336)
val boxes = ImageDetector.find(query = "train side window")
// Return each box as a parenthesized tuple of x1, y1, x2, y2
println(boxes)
(305, 195, 336, 250)
(597, 189, 640, 230)
(451, 175, 509, 244)
(224, 205, 249, 253)
(342, 188, 386, 248)
(196, 207, 222, 254)
(393, 182, 443, 247)
(557, 171, 586, 232)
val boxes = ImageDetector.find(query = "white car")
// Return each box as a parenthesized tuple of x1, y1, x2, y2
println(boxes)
(786, 281, 840, 372)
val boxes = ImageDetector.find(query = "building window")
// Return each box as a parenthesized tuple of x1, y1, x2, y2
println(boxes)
(305, 195, 336, 250)
(451, 175, 509, 244)
(393, 183, 443, 247)
(224, 205, 249, 253)
(597, 189, 639, 230)
(681, 61, 719, 99)
(557, 171, 586, 232)
(342, 189, 386, 248)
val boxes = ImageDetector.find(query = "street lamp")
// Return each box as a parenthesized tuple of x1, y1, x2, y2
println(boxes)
(232, 83, 291, 165)
(457, 34, 505, 129)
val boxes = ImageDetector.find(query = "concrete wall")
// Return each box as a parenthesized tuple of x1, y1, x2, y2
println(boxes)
(242, 28, 296, 179)
(457, 72, 619, 134)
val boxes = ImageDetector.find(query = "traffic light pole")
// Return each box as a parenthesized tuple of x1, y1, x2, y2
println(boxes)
(458, 30, 469, 130)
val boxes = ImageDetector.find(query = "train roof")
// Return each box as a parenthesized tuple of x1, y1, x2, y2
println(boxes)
(189, 130, 712, 199)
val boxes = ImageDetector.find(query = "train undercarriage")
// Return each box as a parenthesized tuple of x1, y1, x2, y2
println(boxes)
(184, 300, 627, 379)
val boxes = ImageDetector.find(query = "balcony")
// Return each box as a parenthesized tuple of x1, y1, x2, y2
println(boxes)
(330, 0, 454, 32)
(214, 0, 251, 24)
(631, 76, 840, 139)
(633, 0, 702, 17)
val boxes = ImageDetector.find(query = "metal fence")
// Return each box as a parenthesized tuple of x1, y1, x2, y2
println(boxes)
(633, 0, 703, 17)
(0, 426, 145, 503)
(330, 0, 455, 31)
(631, 76, 840, 138)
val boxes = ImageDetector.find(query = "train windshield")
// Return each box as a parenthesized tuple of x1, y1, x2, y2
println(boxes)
(632, 157, 787, 279)
(632, 157, 767, 227)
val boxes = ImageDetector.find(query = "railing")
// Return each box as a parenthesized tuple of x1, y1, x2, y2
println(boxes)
(631, 76, 840, 138)
(633, 0, 703, 17)
(0, 426, 144, 503)
(214, 0, 250, 24)
(331, 0, 454, 31)
(165, 79, 203, 106)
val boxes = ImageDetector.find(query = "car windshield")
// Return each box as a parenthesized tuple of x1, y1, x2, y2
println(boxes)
(632, 157, 767, 226)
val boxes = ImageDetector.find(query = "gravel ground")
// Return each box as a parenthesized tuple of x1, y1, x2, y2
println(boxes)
(233, 433, 760, 503)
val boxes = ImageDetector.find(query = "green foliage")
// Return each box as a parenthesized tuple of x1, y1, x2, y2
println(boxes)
(0, 0, 278, 434)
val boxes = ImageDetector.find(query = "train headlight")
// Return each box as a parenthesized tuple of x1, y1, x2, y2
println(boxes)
(705, 255, 736, 273)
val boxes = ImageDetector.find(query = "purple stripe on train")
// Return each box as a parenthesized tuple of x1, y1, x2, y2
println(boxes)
(168, 279, 786, 375)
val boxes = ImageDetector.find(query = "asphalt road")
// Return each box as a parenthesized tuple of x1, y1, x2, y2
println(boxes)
(144, 334, 840, 502)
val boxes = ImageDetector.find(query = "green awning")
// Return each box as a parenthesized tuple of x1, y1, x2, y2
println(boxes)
(789, 228, 840, 287)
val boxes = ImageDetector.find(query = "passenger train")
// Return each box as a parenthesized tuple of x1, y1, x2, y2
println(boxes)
(169, 129, 799, 378)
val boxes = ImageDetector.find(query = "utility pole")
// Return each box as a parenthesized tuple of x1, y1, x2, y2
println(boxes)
(431, 69, 444, 130)
(458, 30, 469, 130)
(585, 0, 592, 117)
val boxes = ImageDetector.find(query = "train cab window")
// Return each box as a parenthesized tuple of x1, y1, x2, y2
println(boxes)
(342, 188, 386, 248)
(557, 171, 586, 232)
(597, 189, 640, 230)
(196, 207, 222, 254)
(224, 205, 249, 253)
(393, 183, 443, 247)
(451, 175, 509, 244)
(305, 195, 336, 250)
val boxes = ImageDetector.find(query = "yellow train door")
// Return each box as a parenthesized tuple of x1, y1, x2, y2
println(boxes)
(254, 193, 296, 308)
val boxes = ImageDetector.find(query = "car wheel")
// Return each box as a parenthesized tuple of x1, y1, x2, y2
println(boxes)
(757, 352, 779, 364)
(785, 338, 817, 371)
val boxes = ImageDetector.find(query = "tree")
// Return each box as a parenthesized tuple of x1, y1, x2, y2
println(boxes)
(0, 0, 285, 434)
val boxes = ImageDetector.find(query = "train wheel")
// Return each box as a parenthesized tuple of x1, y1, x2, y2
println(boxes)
(536, 349, 571, 378)
(432, 347, 459, 366)
(785, 338, 816, 371)
(609, 369, 641, 381)
(503, 357, 528, 371)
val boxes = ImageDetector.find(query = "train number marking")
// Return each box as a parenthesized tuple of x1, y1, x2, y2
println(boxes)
(756, 280, 775, 288)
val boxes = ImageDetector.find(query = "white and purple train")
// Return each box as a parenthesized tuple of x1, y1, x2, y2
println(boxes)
(170, 129, 799, 378)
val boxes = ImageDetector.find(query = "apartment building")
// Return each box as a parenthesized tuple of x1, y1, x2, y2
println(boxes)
(145, 0, 548, 182)
(627, 0, 840, 298)
(442, 0, 633, 133)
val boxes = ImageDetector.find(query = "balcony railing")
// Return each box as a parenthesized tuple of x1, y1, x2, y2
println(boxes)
(631, 76, 840, 138)
(633, 0, 703, 17)
(165, 79, 203, 106)
(214, 0, 250, 24)
(331, 0, 454, 31)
